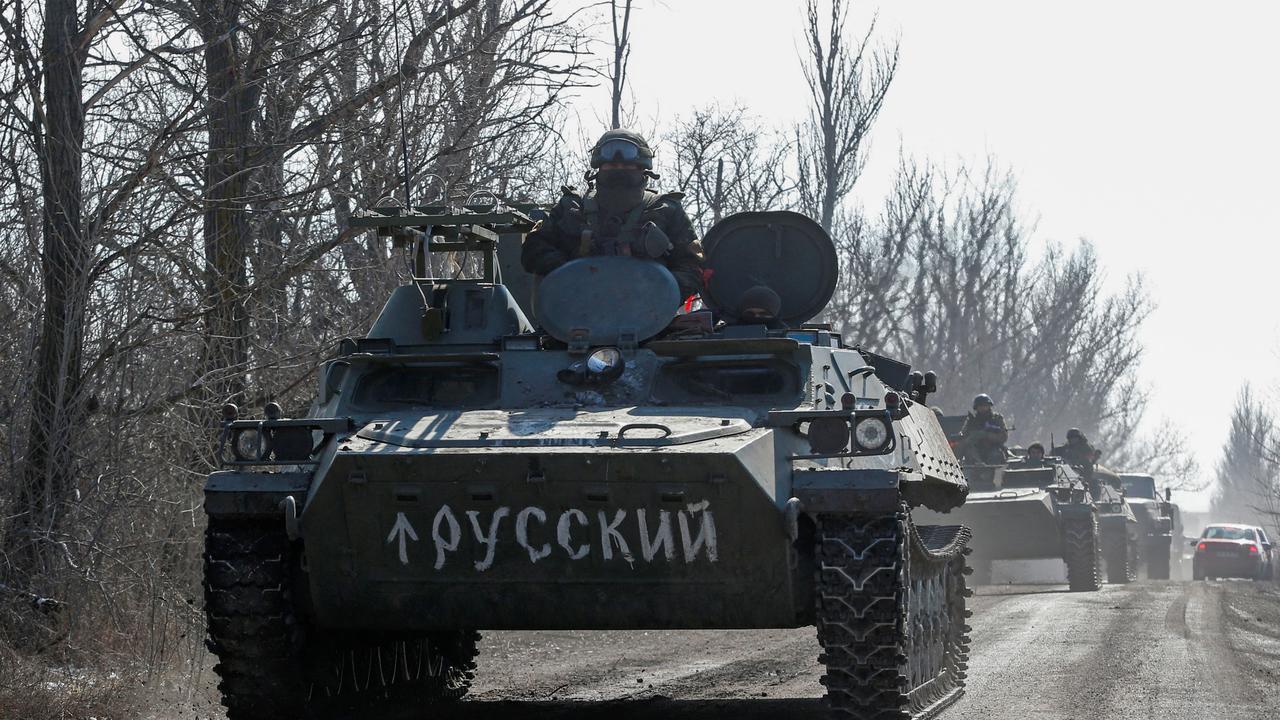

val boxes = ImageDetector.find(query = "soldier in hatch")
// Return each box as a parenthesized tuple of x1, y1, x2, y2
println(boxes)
(1021, 441, 1046, 466)
(520, 129, 704, 299)
(1053, 428, 1096, 468)
(955, 394, 1009, 464)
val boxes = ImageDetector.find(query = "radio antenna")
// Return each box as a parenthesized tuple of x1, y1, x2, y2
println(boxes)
(391, 1, 414, 206)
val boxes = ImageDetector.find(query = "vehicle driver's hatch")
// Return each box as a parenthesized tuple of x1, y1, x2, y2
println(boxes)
(535, 256, 681, 350)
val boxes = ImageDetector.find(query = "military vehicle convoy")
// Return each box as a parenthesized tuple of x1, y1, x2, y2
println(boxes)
(922, 420, 1140, 589)
(1120, 473, 1181, 579)
(203, 206, 974, 719)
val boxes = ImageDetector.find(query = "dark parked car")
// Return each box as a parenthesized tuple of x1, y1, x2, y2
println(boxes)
(1192, 524, 1275, 581)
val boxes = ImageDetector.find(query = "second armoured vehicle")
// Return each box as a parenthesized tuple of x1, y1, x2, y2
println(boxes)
(922, 418, 1141, 588)
(1119, 473, 1181, 579)
(203, 207, 974, 719)
(917, 454, 1106, 590)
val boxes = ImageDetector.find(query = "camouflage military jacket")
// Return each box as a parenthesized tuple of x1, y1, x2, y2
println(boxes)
(1053, 442, 1095, 467)
(960, 412, 1008, 445)
(520, 187, 704, 298)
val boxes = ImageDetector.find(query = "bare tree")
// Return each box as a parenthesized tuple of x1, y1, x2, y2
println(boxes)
(608, 0, 633, 128)
(9, 0, 90, 578)
(1106, 419, 1202, 491)
(664, 104, 792, 233)
(1213, 384, 1277, 527)
(826, 156, 1158, 462)
(795, 0, 897, 232)
(0, 0, 589, 685)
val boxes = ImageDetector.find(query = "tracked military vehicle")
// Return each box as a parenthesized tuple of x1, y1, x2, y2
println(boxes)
(920, 417, 1141, 589)
(1092, 463, 1142, 583)
(203, 206, 973, 719)
(1119, 473, 1179, 579)
(917, 454, 1107, 590)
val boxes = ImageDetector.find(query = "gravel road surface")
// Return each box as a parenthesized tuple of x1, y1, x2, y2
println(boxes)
(149, 580, 1280, 719)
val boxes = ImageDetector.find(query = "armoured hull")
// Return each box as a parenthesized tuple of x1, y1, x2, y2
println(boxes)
(915, 461, 1108, 589)
(917, 488, 1062, 561)
(299, 422, 805, 630)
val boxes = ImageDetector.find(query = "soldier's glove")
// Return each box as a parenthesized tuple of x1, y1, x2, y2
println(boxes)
(633, 221, 672, 259)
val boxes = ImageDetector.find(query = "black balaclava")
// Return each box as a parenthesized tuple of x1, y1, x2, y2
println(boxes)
(593, 168, 647, 219)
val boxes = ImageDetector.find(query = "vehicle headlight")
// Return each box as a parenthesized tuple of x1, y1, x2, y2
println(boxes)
(853, 417, 890, 451)
(585, 347, 625, 382)
(232, 428, 262, 461)
(808, 417, 851, 455)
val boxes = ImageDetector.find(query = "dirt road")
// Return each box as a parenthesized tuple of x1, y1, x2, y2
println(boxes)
(452, 580, 1280, 719)
(150, 580, 1280, 719)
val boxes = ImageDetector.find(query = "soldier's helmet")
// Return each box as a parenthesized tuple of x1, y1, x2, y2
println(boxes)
(590, 128, 655, 170)
(737, 285, 782, 322)
(972, 393, 994, 410)
(1066, 428, 1084, 442)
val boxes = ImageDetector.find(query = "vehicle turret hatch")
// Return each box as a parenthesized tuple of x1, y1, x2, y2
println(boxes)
(534, 256, 681, 350)
(700, 211, 837, 325)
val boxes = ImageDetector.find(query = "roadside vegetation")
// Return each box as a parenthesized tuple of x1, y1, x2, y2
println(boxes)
(1211, 386, 1280, 543)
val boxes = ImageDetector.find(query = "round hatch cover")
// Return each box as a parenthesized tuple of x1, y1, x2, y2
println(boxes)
(702, 211, 837, 324)
(535, 256, 681, 346)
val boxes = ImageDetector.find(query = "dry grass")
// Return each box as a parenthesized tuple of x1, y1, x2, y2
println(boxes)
(0, 644, 136, 720)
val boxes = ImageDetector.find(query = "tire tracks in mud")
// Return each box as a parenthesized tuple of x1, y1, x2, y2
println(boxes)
(146, 580, 1280, 719)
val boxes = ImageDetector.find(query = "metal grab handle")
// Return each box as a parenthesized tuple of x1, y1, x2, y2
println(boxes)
(616, 423, 672, 440)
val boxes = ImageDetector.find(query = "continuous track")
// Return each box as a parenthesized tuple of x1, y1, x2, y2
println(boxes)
(203, 518, 476, 719)
(814, 510, 971, 720)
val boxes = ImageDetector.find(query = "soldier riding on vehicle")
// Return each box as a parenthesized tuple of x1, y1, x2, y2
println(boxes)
(1015, 441, 1047, 467)
(955, 393, 1008, 464)
(520, 128, 704, 300)
(1053, 428, 1095, 467)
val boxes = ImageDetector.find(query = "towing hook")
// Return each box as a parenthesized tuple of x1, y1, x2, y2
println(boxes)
(281, 495, 301, 541)
(785, 497, 804, 541)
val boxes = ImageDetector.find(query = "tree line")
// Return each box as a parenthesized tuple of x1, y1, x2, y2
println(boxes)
(0, 0, 1194, 704)
(0, 0, 589, 679)
(1212, 385, 1280, 539)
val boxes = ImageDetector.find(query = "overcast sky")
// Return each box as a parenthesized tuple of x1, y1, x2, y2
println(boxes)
(571, 0, 1280, 508)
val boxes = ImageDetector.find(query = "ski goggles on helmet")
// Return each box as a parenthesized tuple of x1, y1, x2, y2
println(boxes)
(595, 137, 642, 164)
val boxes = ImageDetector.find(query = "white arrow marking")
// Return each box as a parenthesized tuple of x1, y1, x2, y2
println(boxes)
(386, 512, 419, 565)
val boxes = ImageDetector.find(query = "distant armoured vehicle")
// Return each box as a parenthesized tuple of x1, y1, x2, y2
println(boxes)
(922, 419, 1140, 589)
(1120, 473, 1181, 579)
(917, 454, 1101, 590)
(1091, 463, 1143, 583)
(202, 207, 974, 719)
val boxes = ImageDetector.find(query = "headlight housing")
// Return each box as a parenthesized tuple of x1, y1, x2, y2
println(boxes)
(808, 417, 851, 455)
(558, 346, 626, 386)
(232, 428, 263, 461)
(586, 347, 624, 379)
(773, 409, 895, 458)
(853, 417, 890, 451)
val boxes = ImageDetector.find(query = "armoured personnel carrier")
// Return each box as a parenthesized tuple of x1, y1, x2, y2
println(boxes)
(916, 454, 1106, 590)
(1119, 473, 1179, 579)
(921, 419, 1140, 589)
(202, 207, 974, 719)
(1092, 463, 1142, 583)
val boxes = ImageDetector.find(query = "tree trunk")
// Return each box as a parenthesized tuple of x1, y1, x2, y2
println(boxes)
(197, 1, 253, 415)
(10, 0, 88, 577)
